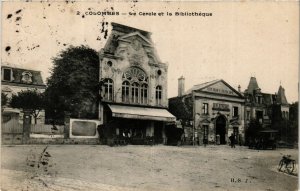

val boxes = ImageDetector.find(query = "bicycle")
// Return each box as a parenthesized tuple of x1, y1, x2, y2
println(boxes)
(277, 155, 296, 174)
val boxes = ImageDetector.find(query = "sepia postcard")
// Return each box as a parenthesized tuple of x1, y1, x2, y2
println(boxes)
(1, 1, 299, 191)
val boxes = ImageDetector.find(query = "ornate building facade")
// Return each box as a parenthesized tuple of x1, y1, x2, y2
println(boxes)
(169, 77, 245, 145)
(98, 23, 175, 144)
(243, 77, 290, 143)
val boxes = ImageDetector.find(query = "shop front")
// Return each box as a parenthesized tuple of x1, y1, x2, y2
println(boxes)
(100, 104, 176, 145)
(169, 78, 245, 146)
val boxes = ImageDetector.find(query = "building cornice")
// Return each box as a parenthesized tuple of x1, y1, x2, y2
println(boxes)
(1, 81, 46, 89)
(194, 92, 245, 103)
(101, 101, 168, 109)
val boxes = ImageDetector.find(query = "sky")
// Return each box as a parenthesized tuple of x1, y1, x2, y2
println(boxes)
(2, 1, 299, 102)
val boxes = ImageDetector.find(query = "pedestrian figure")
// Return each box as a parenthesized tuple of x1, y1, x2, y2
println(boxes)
(229, 133, 235, 148)
(127, 131, 131, 144)
(203, 138, 208, 147)
(180, 133, 185, 145)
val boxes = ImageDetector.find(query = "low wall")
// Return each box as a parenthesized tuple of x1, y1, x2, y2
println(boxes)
(2, 133, 99, 145)
(27, 138, 100, 145)
(2, 133, 23, 145)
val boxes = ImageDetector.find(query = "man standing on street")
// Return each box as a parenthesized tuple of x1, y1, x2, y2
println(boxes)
(229, 133, 235, 148)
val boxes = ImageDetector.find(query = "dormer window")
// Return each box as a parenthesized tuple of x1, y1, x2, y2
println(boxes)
(257, 96, 262, 104)
(21, 71, 33, 83)
(2, 68, 12, 81)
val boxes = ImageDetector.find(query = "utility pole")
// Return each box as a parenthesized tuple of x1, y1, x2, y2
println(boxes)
(192, 90, 195, 146)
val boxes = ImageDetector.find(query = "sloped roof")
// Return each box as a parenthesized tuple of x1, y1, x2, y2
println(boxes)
(184, 79, 243, 98)
(1, 65, 45, 86)
(246, 77, 260, 94)
(101, 23, 163, 65)
(118, 32, 153, 46)
(184, 79, 220, 95)
(276, 85, 288, 105)
(103, 23, 152, 55)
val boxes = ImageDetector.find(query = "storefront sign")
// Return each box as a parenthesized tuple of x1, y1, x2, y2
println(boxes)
(212, 103, 230, 111)
(206, 87, 234, 95)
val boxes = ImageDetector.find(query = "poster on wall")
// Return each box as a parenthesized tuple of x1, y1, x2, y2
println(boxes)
(1, 1, 299, 190)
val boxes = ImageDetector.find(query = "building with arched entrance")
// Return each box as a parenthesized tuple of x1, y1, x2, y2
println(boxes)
(98, 23, 175, 145)
(169, 77, 245, 145)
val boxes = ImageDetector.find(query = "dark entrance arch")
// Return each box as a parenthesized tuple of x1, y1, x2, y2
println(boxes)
(216, 115, 227, 144)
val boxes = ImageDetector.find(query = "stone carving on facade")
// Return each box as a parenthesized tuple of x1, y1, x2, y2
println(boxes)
(115, 46, 128, 60)
(102, 64, 114, 79)
(127, 37, 148, 66)
(147, 52, 157, 65)
(21, 71, 32, 84)
(123, 67, 148, 83)
(131, 39, 142, 51)
(150, 69, 156, 79)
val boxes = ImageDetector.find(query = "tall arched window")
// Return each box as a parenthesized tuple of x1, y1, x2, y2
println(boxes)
(132, 82, 139, 103)
(156, 86, 162, 105)
(103, 79, 113, 101)
(141, 84, 148, 104)
(122, 67, 148, 105)
(122, 81, 130, 102)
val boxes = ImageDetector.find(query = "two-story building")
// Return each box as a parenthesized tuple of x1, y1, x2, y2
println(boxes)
(243, 77, 290, 143)
(169, 77, 245, 145)
(98, 23, 175, 144)
(1, 64, 46, 124)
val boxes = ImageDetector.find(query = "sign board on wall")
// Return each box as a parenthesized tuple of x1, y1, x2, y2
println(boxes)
(69, 119, 100, 138)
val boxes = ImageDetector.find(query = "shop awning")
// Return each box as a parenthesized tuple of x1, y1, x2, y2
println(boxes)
(108, 104, 176, 122)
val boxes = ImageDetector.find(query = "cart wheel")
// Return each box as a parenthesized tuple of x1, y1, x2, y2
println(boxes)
(286, 161, 295, 174)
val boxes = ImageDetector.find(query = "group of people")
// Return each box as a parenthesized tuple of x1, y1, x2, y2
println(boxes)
(121, 129, 132, 144)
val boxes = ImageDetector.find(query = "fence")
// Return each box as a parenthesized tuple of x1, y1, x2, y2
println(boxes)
(2, 116, 23, 134)
(31, 124, 64, 135)
(2, 116, 100, 144)
(2, 116, 23, 144)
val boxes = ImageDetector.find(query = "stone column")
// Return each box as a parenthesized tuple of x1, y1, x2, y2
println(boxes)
(64, 112, 71, 139)
(23, 109, 32, 144)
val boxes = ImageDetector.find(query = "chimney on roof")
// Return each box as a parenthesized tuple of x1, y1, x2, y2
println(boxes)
(238, 85, 241, 92)
(178, 76, 185, 97)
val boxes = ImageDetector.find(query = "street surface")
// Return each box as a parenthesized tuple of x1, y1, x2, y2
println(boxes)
(1, 145, 298, 191)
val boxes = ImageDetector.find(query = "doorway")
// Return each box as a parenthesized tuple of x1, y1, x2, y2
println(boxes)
(216, 115, 227, 144)
(233, 126, 239, 144)
(154, 121, 163, 144)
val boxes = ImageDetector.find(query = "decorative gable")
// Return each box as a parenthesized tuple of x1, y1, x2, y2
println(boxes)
(114, 32, 159, 67)
(118, 32, 153, 47)
(200, 80, 242, 97)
